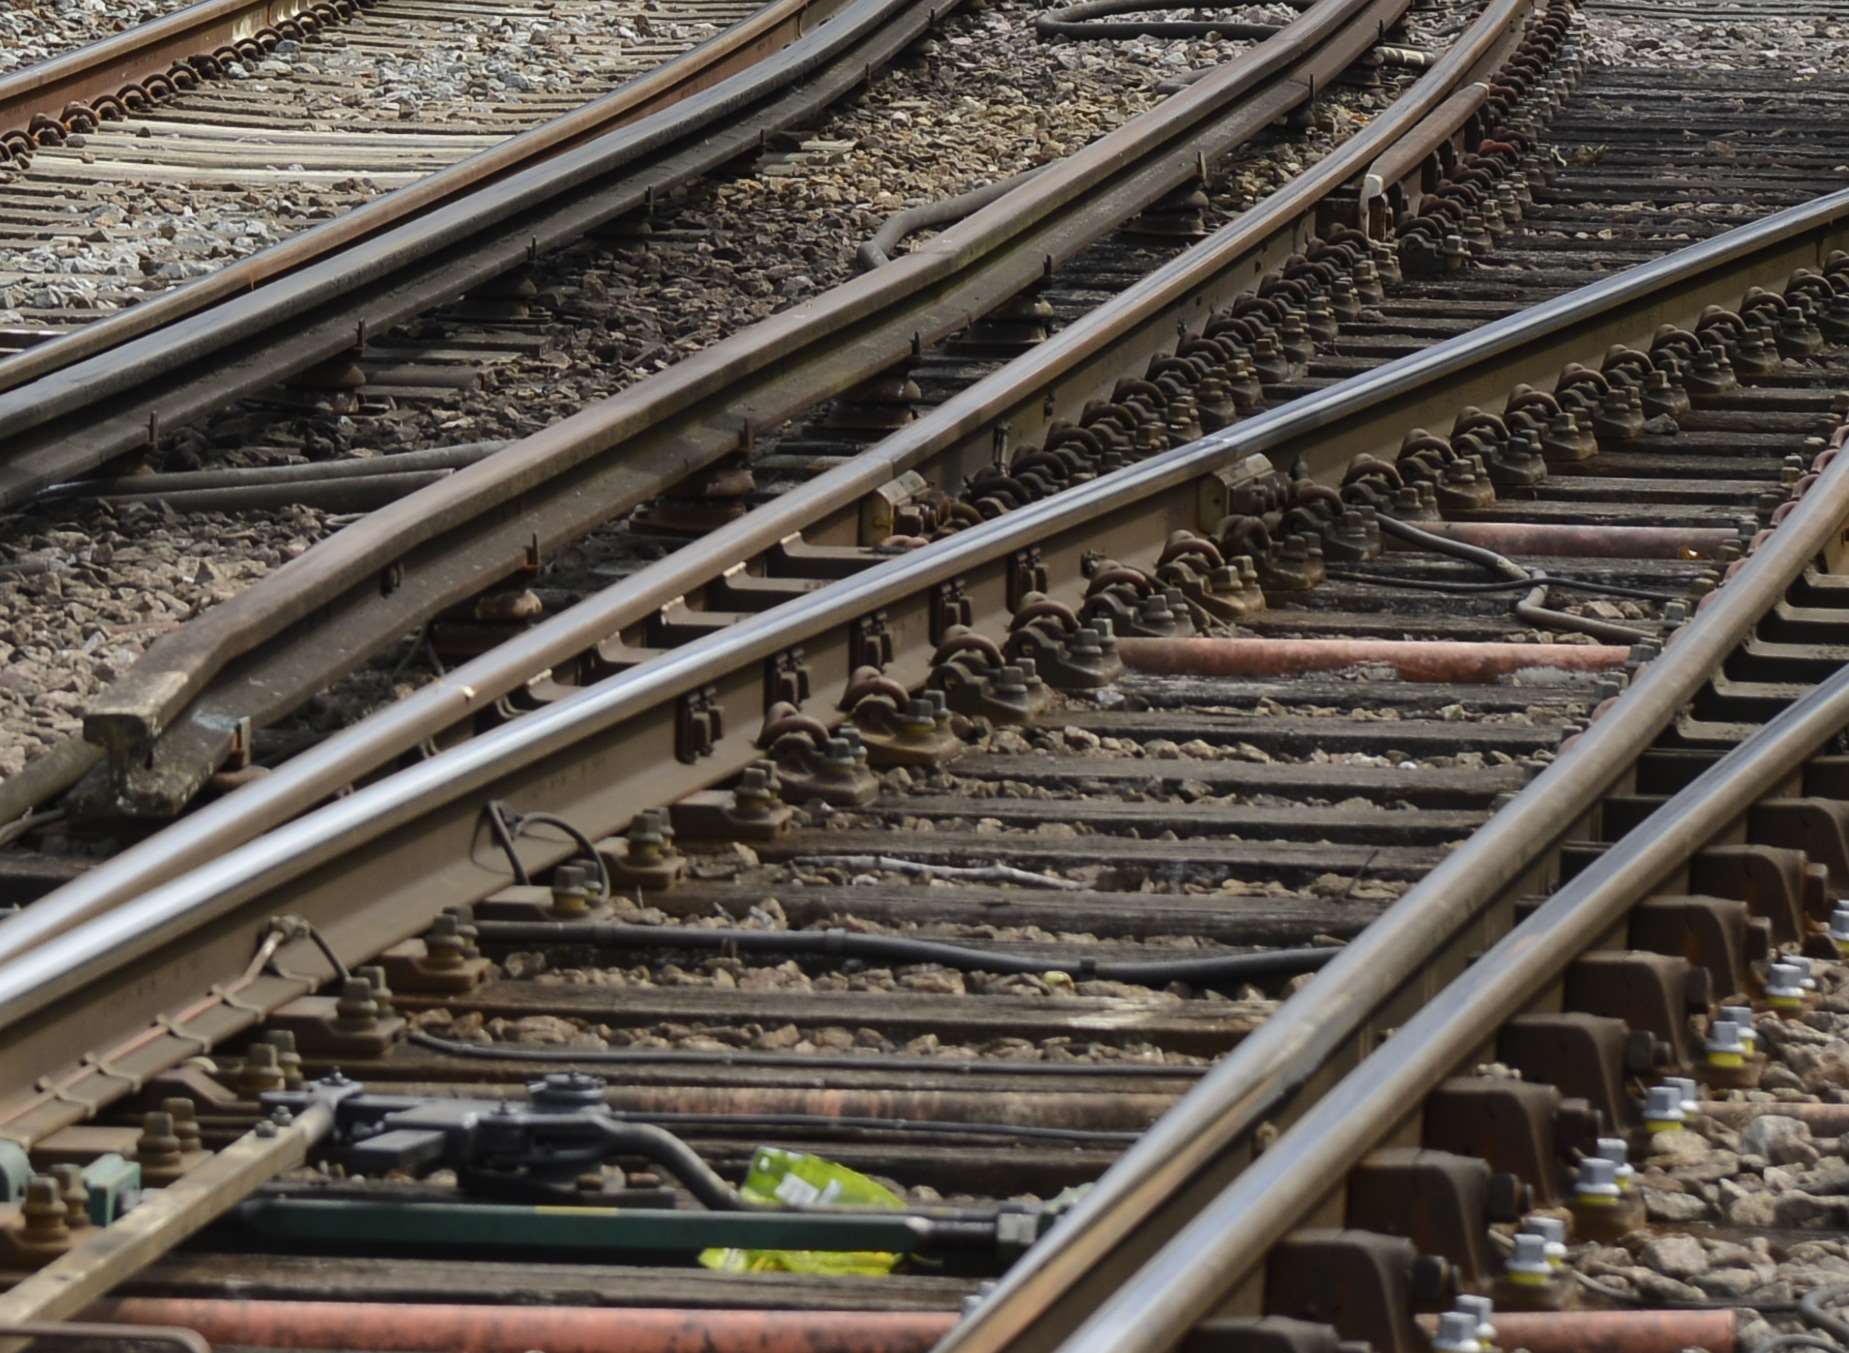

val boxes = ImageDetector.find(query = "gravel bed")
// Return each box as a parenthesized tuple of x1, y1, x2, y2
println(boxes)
(0, 503, 326, 779)
(1578, 3, 1849, 73)
(0, 0, 200, 75)
(0, 0, 722, 318)
(1544, 958, 1849, 1347)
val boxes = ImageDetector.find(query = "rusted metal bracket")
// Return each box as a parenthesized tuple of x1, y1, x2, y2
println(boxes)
(1421, 1078, 1574, 1205)
(1265, 1230, 1437, 1353)
(1501, 1012, 1634, 1130)
(1565, 952, 1701, 1071)
(1346, 1148, 1503, 1285)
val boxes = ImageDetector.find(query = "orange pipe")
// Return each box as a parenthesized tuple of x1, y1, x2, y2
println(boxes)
(1421, 1309, 1735, 1353)
(94, 1301, 1733, 1353)
(90, 1301, 960, 1353)
(1116, 637, 1631, 682)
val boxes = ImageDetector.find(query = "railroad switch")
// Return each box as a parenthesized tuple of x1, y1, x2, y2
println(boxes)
(254, 1074, 1038, 1259)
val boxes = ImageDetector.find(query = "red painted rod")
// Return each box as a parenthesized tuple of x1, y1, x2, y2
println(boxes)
(1385, 521, 1737, 560)
(1116, 637, 1631, 682)
(90, 1301, 960, 1353)
(1422, 1309, 1735, 1353)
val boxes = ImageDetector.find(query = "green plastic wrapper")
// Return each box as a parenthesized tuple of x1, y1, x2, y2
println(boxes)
(699, 1147, 906, 1276)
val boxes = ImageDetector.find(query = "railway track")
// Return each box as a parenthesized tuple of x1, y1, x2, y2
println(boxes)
(0, 0, 1469, 821)
(0, 0, 754, 339)
(3, 0, 1849, 1348)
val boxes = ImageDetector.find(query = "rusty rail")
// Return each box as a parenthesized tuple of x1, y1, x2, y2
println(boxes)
(0, 0, 336, 163)
(50, 0, 1416, 818)
(2, 170, 1845, 1161)
(0, 0, 905, 505)
(0, 0, 839, 396)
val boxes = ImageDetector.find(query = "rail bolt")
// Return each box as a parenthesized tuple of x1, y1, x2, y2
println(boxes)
(5, 1176, 72, 1266)
(334, 976, 383, 1029)
(1718, 1005, 1758, 1057)
(162, 1096, 205, 1153)
(1685, 340, 1737, 397)
(1641, 1083, 1685, 1133)
(1518, 1215, 1567, 1268)
(135, 1110, 186, 1186)
(1828, 903, 1849, 955)
(1494, 1231, 1570, 1311)
(528, 1071, 608, 1109)
(1452, 1295, 1498, 1352)
(550, 862, 599, 918)
(49, 1163, 91, 1231)
(1591, 1137, 1634, 1193)
(609, 809, 687, 892)
(359, 962, 405, 1011)
(1765, 962, 1809, 1012)
(1568, 1156, 1637, 1242)
(1432, 1311, 1482, 1353)
(238, 1042, 287, 1099)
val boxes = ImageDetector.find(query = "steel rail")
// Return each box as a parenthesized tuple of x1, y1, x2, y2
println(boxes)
(6, 0, 1534, 889)
(1051, 593, 1849, 1353)
(56, 0, 1408, 817)
(0, 0, 839, 394)
(1, 188, 1844, 1154)
(0, 0, 336, 159)
(0, 0, 928, 506)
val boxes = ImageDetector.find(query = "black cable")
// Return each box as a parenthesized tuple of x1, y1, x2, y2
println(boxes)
(472, 919, 1337, 985)
(409, 1029, 1204, 1078)
(484, 800, 531, 886)
(1372, 513, 1656, 641)
(302, 925, 351, 985)
(1327, 568, 1682, 603)
(510, 810, 613, 900)
(594, 1120, 743, 1211)
(1572, 1270, 1800, 1316)
(1802, 1287, 1849, 1345)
